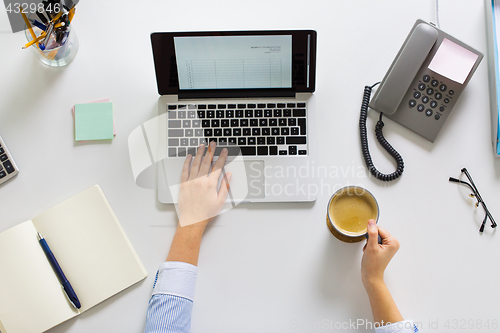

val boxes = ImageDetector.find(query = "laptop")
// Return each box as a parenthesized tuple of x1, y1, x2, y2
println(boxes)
(151, 30, 318, 203)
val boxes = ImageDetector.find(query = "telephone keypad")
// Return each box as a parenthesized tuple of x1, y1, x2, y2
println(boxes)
(439, 84, 447, 92)
(418, 83, 426, 90)
(426, 88, 434, 95)
(417, 104, 425, 112)
(435, 93, 442, 100)
(430, 101, 438, 108)
(412, 74, 455, 122)
(413, 91, 421, 99)
(425, 109, 433, 117)
(431, 80, 439, 87)
(409, 100, 416, 107)
(423, 75, 431, 82)
(422, 96, 429, 103)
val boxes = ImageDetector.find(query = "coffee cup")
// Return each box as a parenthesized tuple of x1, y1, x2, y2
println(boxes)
(326, 186, 381, 243)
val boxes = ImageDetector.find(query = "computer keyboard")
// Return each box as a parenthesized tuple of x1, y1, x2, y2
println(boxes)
(166, 102, 307, 157)
(0, 136, 19, 185)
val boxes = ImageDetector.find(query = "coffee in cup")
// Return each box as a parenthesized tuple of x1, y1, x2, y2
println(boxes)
(326, 186, 379, 242)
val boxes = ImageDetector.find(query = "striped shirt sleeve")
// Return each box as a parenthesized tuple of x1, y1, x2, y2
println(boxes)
(144, 261, 198, 333)
(374, 320, 420, 333)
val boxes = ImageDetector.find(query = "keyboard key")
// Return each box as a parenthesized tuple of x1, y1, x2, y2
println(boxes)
(168, 129, 184, 137)
(240, 119, 249, 127)
(287, 103, 296, 108)
(168, 105, 177, 110)
(192, 120, 201, 128)
(298, 118, 307, 135)
(198, 104, 207, 109)
(168, 111, 176, 119)
(257, 103, 266, 108)
(297, 103, 306, 107)
(289, 145, 297, 155)
(231, 119, 239, 127)
(221, 119, 229, 127)
(228, 137, 237, 145)
(208, 104, 216, 109)
(233, 128, 242, 136)
(202, 120, 210, 127)
(178, 148, 187, 157)
(211, 119, 220, 127)
(228, 104, 237, 109)
(248, 137, 256, 145)
(252, 128, 261, 136)
(178, 111, 186, 119)
(277, 103, 286, 108)
(272, 128, 280, 136)
(259, 119, 268, 126)
(267, 137, 275, 145)
(257, 137, 265, 145)
(238, 104, 246, 108)
(243, 128, 251, 136)
(281, 128, 290, 135)
(245, 110, 253, 118)
(288, 118, 296, 126)
(279, 150, 287, 155)
(267, 103, 276, 108)
(224, 129, 232, 136)
(283, 109, 292, 117)
(190, 138, 198, 146)
(183, 120, 191, 127)
(195, 129, 204, 136)
(197, 111, 205, 118)
(270, 146, 278, 155)
(235, 110, 244, 118)
(204, 129, 213, 136)
(247, 103, 256, 108)
(257, 146, 268, 155)
(264, 109, 272, 117)
(169, 120, 182, 128)
(188, 111, 196, 118)
(168, 148, 176, 157)
(279, 118, 287, 126)
(226, 110, 234, 118)
(286, 136, 307, 145)
(274, 109, 282, 117)
(185, 129, 193, 137)
(219, 138, 228, 145)
(291, 127, 299, 135)
(299, 150, 307, 155)
(180, 138, 189, 146)
(238, 137, 247, 145)
(214, 146, 256, 156)
(255, 109, 263, 117)
(250, 119, 259, 127)
(218, 104, 227, 109)
(216, 111, 224, 118)
(277, 136, 285, 145)
(262, 128, 270, 136)
(207, 111, 215, 118)
(293, 109, 306, 117)
(269, 119, 278, 126)
(168, 138, 179, 146)
(188, 147, 197, 156)
(209, 138, 217, 144)
(214, 129, 222, 136)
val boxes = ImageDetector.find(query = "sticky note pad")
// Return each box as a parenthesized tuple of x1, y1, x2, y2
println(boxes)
(74, 102, 114, 141)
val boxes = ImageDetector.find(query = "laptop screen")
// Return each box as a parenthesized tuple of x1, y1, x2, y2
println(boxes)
(173, 35, 292, 90)
(151, 30, 316, 97)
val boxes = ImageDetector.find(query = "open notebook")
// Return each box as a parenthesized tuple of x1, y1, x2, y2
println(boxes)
(0, 185, 147, 333)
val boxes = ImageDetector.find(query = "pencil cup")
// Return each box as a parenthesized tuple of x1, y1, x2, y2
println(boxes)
(24, 21, 79, 67)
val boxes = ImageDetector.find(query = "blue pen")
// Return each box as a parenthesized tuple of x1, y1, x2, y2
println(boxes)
(37, 232, 81, 309)
(29, 19, 47, 31)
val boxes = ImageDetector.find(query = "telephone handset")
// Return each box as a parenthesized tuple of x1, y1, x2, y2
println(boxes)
(360, 19, 483, 181)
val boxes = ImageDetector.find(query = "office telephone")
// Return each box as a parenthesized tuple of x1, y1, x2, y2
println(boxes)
(359, 19, 483, 181)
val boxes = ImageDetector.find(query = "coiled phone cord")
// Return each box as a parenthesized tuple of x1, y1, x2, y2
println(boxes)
(359, 83, 404, 181)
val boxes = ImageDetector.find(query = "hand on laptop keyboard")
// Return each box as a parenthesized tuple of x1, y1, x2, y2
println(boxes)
(177, 142, 232, 227)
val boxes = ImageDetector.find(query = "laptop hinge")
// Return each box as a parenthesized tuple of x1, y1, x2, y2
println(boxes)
(178, 89, 296, 100)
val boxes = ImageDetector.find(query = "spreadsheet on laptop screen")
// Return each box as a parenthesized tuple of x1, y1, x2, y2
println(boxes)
(173, 35, 292, 90)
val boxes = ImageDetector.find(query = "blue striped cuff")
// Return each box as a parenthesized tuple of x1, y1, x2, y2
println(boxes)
(152, 261, 198, 301)
(374, 320, 419, 333)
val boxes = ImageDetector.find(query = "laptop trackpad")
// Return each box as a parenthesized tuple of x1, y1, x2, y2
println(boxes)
(220, 160, 265, 201)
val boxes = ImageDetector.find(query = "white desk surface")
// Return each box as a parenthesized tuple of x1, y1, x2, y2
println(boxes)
(1, 1, 499, 332)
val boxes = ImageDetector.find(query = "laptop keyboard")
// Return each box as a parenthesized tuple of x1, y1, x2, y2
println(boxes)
(166, 102, 307, 157)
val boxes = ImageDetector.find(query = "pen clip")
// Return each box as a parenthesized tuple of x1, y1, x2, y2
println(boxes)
(61, 285, 80, 312)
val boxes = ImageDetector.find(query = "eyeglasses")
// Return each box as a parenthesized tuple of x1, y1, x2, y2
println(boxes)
(449, 168, 497, 233)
